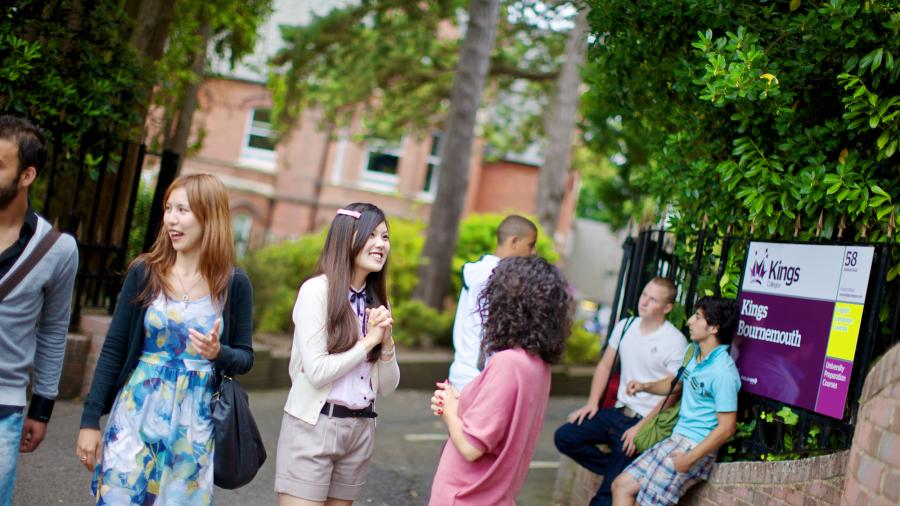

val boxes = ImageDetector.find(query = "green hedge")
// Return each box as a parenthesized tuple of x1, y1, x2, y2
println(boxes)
(241, 218, 426, 334)
(564, 322, 602, 366)
(241, 214, 587, 358)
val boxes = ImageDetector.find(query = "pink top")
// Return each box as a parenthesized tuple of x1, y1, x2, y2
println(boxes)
(429, 348, 551, 506)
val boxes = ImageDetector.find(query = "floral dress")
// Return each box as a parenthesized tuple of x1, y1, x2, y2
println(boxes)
(92, 294, 219, 505)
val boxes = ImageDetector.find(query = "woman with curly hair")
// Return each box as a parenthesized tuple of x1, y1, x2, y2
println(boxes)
(428, 255, 572, 506)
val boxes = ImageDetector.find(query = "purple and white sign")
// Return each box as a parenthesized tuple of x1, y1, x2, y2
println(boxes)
(732, 242, 874, 419)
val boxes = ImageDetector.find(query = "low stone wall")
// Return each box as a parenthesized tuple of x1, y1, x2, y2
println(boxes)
(841, 342, 900, 505)
(681, 452, 847, 505)
(553, 440, 848, 506)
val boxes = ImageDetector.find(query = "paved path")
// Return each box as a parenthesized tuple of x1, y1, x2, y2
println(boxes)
(14, 389, 583, 505)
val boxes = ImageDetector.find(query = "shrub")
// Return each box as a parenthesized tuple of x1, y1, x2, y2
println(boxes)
(241, 217, 426, 334)
(383, 218, 426, 305)
(125, 176, 154, 263)
(391, 299, 454, 348)
(241, 230, 326, 333)
(564, 322, 601, 365)
(450, 213, 559, 299)
(242, 213, 560, 340)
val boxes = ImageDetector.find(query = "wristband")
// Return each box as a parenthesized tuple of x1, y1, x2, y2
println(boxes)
(27, 394, 55, 423)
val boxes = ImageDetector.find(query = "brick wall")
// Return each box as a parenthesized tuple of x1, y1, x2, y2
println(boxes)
(553, 452, 847, 506)
(681, 451, 847, 505)
(552, 342, 900, 506)
(552, 455, 602, 506)
(78, 312, 114, 397)
(841, 342, 900, 506)
(57, 334, 89, 399)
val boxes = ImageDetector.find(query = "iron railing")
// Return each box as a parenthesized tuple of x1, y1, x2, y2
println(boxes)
(606, 227, 898, 460)
(36, 124, 181, 323)
(35, 132, 145, 322)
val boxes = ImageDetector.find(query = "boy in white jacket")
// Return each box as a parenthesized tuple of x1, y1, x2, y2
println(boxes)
(448, 215, 537, 390)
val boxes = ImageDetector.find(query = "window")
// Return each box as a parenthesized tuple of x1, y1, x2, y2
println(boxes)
(361, 139, 402, 188)
(421, 132, 441, 195)
(233, 213, 253, 259)
(240, 108, 277, 169)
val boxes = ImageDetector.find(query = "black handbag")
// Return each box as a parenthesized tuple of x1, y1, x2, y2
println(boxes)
(211, 373, 267, 489)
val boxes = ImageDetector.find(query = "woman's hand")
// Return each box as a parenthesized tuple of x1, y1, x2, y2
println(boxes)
(432, 380, 460, 421)
(433, 380, 483, 462)
(189, 318, 221, 360)
(76, 428, 102, 472)
(363, 306, 392, 350)
(430, 388, 446, 416)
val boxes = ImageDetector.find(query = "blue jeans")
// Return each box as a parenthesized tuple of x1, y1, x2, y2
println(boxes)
(554, 408, 640, 506)
(0, 409, 24, 506)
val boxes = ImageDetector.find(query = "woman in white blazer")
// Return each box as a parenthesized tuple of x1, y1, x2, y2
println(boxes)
(276, 203, 400, 506)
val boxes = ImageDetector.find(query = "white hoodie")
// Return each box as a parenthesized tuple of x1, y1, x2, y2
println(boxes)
(448, 254, 500, 390)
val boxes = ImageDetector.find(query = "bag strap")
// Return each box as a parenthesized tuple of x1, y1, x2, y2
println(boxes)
(0, 228, 62, 304)
(657, 343, 697, 410)
(609, 315, 636, 372)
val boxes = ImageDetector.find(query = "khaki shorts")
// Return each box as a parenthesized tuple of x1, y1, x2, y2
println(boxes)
(275, 411, 376, 501)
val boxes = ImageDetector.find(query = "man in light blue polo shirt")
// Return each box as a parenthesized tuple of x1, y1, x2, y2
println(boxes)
(612, 297, 740, 506)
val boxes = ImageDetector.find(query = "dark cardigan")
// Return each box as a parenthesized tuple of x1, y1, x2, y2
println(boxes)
(80, 263, 254, 429)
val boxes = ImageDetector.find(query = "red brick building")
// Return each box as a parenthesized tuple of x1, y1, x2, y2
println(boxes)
(174, 76, 577, 256)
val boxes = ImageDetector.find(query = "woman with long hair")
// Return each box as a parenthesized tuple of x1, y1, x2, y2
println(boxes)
(429, 256, 572, 506)
(276, 203, 399, 506)
(75, 174, 254, 504)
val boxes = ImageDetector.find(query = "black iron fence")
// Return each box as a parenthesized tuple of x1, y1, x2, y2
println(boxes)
(34, 133, 145, 323)
(35, 128, 181, 324)
(607, 227, 899, 460)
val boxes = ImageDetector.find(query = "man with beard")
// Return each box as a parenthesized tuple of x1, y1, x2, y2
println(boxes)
(0, 115, 78, 504)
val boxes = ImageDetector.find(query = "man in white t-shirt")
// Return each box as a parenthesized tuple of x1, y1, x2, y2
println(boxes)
(447, 215, 537, 391)
(554, 277, 687, 506)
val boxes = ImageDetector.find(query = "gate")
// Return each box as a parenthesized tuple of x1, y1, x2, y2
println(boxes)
(34, 129, 180, 324)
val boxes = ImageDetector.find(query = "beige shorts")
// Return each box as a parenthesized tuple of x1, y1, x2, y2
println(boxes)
(274, 411, 376, 501)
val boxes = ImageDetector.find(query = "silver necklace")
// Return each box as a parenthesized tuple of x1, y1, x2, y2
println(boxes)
(174, 267, 202, 310)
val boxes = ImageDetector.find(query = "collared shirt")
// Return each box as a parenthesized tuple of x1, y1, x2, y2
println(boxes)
(673, 344, 741, 443)
(0, 205, 37, 281)
(325, 287, 375, 409)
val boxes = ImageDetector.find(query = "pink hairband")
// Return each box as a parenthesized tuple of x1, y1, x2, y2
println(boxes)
(336, 208, 361, 219)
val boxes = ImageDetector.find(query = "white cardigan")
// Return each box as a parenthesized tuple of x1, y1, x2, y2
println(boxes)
(284, 275, 400, 424)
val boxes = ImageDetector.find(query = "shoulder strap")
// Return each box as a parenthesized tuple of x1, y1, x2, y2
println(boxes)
(0, 228, 62, 304)
(654, 343, 697, 411)
(680, 342, 696, 367)
(619, 316, 636, 346)
(609, 315, 636, 370)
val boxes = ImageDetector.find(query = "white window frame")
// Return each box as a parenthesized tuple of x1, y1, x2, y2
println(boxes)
(419, 132, 441, 200)
(360, 138, 402, 190)
(239, 108, 277, 172)
(233, 213, 253, 259)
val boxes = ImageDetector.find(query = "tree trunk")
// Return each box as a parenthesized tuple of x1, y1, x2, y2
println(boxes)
(164, 11, 213, 174)
(105, 0, 177, 254)
(126, 0, 178, 63)
(412, 0, 502, 309)
(535, 7, 589, 237)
